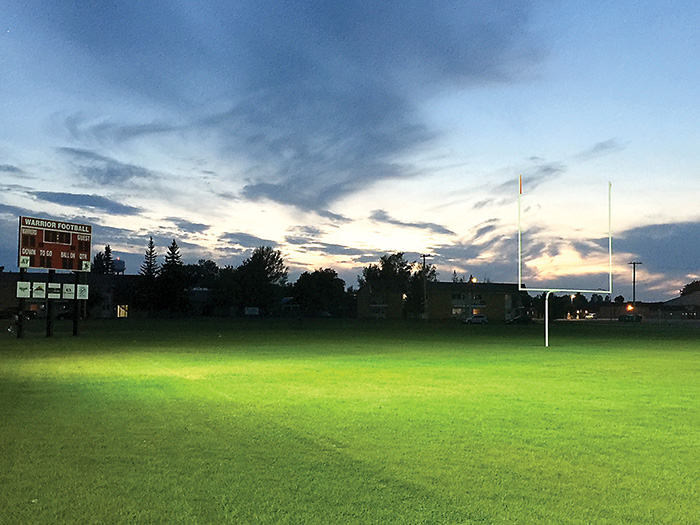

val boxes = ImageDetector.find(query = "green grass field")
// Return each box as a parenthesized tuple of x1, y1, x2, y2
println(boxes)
(1, 319, 699, 524)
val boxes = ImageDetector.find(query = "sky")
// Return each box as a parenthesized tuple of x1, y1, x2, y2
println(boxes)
(1, 1, 699, 301)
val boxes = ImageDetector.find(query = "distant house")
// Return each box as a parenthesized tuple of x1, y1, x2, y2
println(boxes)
(357, 280, 524, 321)
(662, 291, 700, 320)
(356, 284, 406, 319)
(426, 281, 523, 321)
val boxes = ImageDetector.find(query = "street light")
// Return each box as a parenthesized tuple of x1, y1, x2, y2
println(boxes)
(420, 254, 433, 320)
(628, 261, 642, 309)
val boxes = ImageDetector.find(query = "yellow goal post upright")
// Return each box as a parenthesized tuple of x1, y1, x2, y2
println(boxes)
(518, 175, 613, 347)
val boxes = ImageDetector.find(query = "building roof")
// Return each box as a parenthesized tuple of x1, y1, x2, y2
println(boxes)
(663, 291, 700, 307)
(427, 281, 519, 294)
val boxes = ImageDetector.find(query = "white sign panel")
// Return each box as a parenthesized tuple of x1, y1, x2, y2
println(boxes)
(47, 282, 61, 299)
(63, 283, 76, 300)
(16, 281, 31, 298)
(76, 284, 89, 300)
(32, 282, 46, 299)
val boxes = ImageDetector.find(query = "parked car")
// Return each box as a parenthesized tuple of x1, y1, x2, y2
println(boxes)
(507, 315, 534, 325)
(618, 313, 642, 322)
(464, 314, 488, 324)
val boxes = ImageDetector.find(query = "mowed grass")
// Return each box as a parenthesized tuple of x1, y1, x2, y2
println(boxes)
(1, 319, 699, 524)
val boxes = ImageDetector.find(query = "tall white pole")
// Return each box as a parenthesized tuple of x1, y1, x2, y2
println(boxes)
(518, 175, 523, 290)
(608, 182, 613, 294)
(545, 292, 548, 347)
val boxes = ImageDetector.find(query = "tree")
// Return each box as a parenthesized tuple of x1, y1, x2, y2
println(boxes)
(358, 253, 436, 318)
(139, 236, 159, 279)
(162, 239, 183, 269)
(232, 246, 288, 315)
(135, 236, 159, 313)
(157, 239, 189, 313)
(680, 280, 700, 296)
(103, 244, 114, 275)
(358, 253, 412, 291)
(293, 268, 346, 316)
(185, 259, 220, 289)
(92, 251, 106, 274)
(405, 260, 437, 317)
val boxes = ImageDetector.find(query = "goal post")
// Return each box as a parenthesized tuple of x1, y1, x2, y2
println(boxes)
(518, 175, 613, 346)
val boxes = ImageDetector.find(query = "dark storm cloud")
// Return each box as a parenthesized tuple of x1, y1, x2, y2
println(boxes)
(284, 226, 323, 245)
(32, 191, 141, 215)
(370, 209, 455, 235)
(167, 218, 210, 234)
(58, 147, 154, 185)
(36, 2, 541, 211)
(617, 222, 700, 274)
(318, 210, 351, 224)
(219, 232, 278, 249)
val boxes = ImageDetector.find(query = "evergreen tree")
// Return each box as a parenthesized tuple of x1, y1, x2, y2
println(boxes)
(92, 251, 106, 274)
(162, 239, 183, 270)
(139, 236, 159, 278)
(135, 236, 159, 314)
(104, 244, 114, 275)
(157, 239, 189, 313)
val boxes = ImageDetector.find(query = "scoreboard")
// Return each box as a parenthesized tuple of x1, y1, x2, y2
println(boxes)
(18, 216, 92, 272)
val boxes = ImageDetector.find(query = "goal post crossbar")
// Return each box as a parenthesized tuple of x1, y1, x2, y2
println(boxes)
(517, 176, 613, 346)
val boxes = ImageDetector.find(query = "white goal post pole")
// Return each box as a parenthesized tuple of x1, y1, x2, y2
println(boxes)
(518, 176, 613, 347)
(518, 174, 523, 290)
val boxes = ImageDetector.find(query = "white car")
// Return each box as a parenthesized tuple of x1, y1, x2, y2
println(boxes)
(464, 314, 488, 324)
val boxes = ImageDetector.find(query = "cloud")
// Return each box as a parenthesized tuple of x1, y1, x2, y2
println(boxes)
(192, 2, 540, 211)
(25, 3, 543, 212)
(370, 209, 455, 235)
(166, 218, 209, 234)
(617, 222, 700, 275)
(0, 164, 23, 174)
(575, 138, 625, 162)
(64, 114, 179, 144)
(32, 191, 141, 215)
(318, 210, 352, 224)
(219, 231, 278, 249)
(284, 225, 323, 246)
(0, 202, 32, 218)
(58, 147, 155, 185)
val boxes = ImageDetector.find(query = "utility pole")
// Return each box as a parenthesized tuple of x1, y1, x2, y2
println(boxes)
(628, 261, 642, 309)
(420, 254, 432, 320)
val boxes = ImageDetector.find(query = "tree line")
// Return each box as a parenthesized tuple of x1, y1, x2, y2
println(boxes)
(90, 240, 441, 318)
(91, 237, 700, 319)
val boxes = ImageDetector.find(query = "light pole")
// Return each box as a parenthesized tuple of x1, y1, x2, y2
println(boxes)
(628, 261, 642, 309)
(420, 254, 433, 320)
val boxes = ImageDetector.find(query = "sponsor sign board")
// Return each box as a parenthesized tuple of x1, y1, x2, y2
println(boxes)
(47, 282, 62, 299)
(18, 216, 92, 272)
(17, 281, 31, 299)
(32, 282, 46, 299)
(76, 284, 89, 300)
(62, 283, 76, 300)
